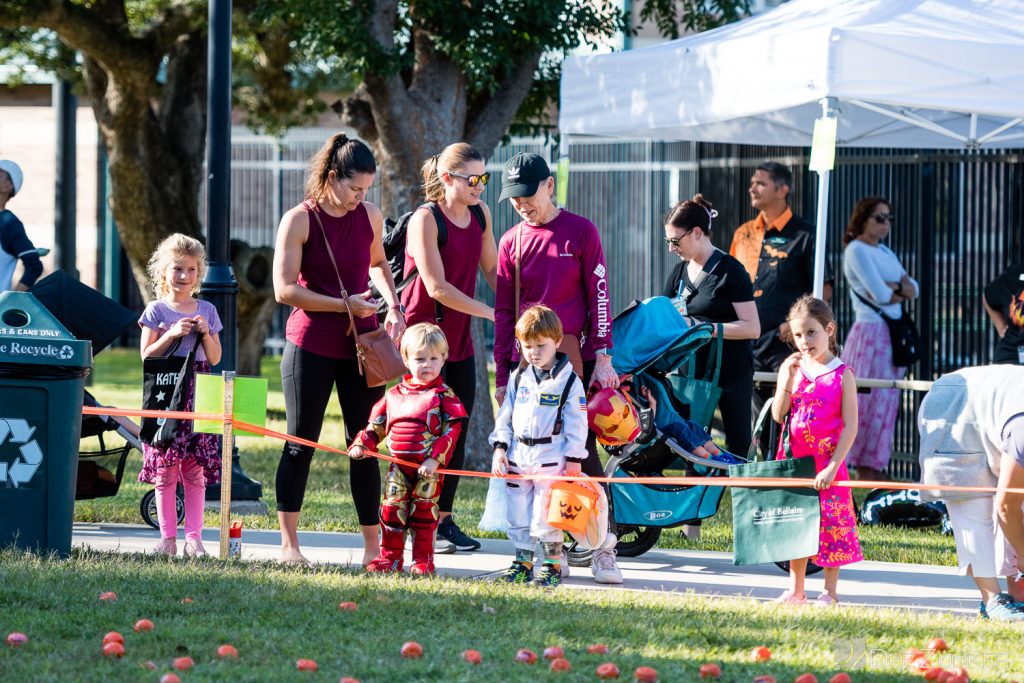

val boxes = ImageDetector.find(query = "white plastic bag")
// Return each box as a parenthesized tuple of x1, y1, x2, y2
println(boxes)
(478, 475, 509, 532)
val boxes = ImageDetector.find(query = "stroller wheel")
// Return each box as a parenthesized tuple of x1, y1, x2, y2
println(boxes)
(775, 559, 824, 576)
(615, 525, 662, 557)
(564, 539, 594, 568)
(140, 485, 186, 530)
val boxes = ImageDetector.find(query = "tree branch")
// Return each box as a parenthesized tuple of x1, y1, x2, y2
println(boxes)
(465, 48, 543, 153)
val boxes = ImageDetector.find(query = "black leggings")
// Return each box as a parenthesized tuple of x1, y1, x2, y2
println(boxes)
(437, 356, 476, 513)
(276, 342, 384, 525)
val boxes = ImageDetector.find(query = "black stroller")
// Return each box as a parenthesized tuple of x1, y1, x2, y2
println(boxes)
(31, 272, 184, 529)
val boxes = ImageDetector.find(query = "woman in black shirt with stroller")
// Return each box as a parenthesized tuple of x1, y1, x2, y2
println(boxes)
(660, 194, 760, 457)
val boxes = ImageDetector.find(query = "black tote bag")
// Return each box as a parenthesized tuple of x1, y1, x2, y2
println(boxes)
(851, 290, 921, 367)
(139, 336, 202, 447)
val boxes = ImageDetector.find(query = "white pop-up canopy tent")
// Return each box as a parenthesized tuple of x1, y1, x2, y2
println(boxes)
(559, 0, 1024, 294)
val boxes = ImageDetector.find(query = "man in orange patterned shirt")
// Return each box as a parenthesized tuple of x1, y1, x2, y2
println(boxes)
(730, 162, 832, 373)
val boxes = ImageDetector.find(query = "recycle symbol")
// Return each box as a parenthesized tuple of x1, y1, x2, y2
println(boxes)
(59, 345, 73, 360)
(0, 419, 43, 488)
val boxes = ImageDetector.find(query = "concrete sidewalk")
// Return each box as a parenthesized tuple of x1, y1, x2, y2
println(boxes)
(73, 523, 981, 617)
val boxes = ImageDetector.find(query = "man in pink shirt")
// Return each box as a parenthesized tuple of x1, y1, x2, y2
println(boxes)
(494, 152, 623, 584)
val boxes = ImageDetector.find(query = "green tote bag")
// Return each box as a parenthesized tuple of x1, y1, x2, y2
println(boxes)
(729, 412, 821, 566)
(667, 323, 723, 430)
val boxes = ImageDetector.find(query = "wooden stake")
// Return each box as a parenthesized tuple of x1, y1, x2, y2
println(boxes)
(218, 371, 235, 560)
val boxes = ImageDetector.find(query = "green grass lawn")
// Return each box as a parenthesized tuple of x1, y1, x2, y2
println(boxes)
(1, 548, 1020, 683)
(77, 349, 957, 567)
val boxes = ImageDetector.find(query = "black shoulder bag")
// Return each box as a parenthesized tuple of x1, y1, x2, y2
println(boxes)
(851, 289, 922, 367)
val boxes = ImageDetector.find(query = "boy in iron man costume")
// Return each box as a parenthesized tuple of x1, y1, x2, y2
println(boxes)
(349, 323, 467, 574)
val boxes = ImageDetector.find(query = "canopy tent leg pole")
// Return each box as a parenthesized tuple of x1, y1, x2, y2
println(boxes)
(556, 134, 570, 208)
(812, 97, 839, 299)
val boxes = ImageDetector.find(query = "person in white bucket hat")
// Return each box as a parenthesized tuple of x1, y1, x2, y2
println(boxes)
(0, 160, 44, 291)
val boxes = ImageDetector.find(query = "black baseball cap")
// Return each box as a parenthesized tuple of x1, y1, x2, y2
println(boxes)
(499, 152, 551, 201)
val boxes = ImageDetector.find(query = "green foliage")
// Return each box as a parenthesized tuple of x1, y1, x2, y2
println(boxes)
(639, 0, 752, 39)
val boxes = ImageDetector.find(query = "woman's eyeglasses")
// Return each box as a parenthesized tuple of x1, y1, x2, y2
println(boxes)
(449, 172, 491, 188)
(872, 213, 894, 224)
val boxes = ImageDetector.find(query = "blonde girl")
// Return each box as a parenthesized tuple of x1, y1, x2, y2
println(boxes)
(139, 233, 223, 557)
(771, 295, 862, 605)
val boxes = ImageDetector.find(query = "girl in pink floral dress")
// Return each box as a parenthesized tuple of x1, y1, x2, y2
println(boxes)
(771, 295, 863, 606)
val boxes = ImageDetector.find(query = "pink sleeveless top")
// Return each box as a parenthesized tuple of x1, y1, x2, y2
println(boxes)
(285, 202, 376, 359)
(401, 206, 483, 362)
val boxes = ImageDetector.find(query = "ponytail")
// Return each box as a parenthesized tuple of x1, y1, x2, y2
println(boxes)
(304, 133, 376, 201)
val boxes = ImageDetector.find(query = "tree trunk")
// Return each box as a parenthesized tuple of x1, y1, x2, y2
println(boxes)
(232, 241, 277, 376)
(465, 316, 495, 471)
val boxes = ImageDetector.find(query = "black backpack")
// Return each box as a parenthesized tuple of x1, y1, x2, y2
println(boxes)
(373, 201, 486, 322)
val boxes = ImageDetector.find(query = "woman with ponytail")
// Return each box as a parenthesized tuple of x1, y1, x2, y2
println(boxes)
(403, 142, 498, 552)
(272, 133, 405, 566)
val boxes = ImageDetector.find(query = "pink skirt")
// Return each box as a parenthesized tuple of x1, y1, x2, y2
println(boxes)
(840, 321, 905, 472)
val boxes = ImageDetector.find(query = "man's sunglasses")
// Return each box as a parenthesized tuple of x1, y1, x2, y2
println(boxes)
(449, 172, 491, 187)
(872, 213, 894, 223)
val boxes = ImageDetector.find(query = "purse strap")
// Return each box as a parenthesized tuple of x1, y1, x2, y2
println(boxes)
(748, 395, 794, 461)
(851, 287, 897, 320)
(514, 222, 522, 322)
(306, 200, 358, 339)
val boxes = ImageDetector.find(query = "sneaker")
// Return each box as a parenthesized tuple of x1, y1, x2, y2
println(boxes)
(591, 548, 624, 585)
(814, 592, 838, 608)
(498, 561, 534, 584)
(152, 538, 177, 556)
(979, 601, 988, 619)
(774, 590, 807, 605)
(532, 563, 562, 588)
(708, 449, 744, 465)
(183, 539, 208, 558)
(436, 516, 481, 552)
(985, 593, 1024, 621)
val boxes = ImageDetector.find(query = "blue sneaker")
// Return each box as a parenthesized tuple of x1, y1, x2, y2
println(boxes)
(708, 449, 744, 465)
(985, 593, 1024, 621)
(979, 601, 988, 619)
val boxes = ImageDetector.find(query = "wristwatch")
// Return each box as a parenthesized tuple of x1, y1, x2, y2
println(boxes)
(389, 304, 406, 314)
(595, 348, 612, 357)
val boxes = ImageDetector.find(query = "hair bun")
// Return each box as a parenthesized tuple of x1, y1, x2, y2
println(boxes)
(692, 193, 712, 209)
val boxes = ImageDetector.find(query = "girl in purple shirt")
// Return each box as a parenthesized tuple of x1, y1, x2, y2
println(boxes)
(139, 234, 223, 557)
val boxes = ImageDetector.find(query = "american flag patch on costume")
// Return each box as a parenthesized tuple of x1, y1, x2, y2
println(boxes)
(579, 396, 587, 410)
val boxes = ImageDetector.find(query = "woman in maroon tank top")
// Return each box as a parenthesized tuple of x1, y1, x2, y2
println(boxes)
(272, 133, 405, 566)
(403, 143, 498, 552)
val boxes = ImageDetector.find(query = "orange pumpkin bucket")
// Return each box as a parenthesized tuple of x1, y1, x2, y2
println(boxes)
(547, 480, 599, 535)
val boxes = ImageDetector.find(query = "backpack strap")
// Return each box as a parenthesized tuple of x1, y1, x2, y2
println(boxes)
(468, 203, 486, 234)
(551, 370, 578, 436)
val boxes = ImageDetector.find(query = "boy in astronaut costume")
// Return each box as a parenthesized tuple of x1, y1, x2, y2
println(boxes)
(491, 305, 591, 588)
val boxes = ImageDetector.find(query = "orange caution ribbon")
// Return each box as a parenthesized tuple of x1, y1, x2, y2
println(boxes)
(81, 406, 1024, 495)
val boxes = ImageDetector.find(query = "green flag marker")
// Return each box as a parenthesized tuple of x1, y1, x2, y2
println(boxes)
(194, 373, 268, 437)
(556, 157, 569, 206)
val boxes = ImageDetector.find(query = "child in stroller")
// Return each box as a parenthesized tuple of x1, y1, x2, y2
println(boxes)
(631, 378, 742, 466)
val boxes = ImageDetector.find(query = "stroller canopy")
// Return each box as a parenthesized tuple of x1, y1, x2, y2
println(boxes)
(611, 296, 712, 375)
(30, 271, 137, 354)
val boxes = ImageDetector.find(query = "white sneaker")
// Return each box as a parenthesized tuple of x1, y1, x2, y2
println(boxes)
(591, 548, 623, 584)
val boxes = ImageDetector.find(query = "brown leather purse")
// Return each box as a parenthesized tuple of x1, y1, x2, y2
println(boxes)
(308, 203, 406, 387)
(515, 223, 584, 378)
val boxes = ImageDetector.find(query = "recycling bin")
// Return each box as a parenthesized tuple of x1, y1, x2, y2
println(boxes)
(0, 291, 92, 557)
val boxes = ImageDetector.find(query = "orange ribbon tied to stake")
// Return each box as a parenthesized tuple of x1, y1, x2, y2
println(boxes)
(547, 480, 599, 535)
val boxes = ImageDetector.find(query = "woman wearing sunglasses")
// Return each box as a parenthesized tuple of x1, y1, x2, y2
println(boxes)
(661, 194, 760, 459)
(841, 196, 919, 481)
(402, 142, 499, 553)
